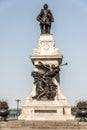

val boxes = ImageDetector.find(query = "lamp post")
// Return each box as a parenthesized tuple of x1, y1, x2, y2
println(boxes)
(16, 99, 21, 116)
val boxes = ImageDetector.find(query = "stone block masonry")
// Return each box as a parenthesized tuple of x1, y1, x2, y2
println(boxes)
(19, 34, 74, 121)
(0, 120, 87, 130)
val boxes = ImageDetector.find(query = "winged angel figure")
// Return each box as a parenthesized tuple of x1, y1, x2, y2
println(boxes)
(31, 62, 60, 100)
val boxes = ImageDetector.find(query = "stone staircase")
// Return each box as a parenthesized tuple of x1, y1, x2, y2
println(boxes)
(0, 120, 87, 130)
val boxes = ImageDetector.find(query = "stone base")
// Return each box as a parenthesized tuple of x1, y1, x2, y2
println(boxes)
(19, 84, 74, 121)
(19, 98, 74, 121)
(19, 34, 74, 121)
(1, 120, 87, 130)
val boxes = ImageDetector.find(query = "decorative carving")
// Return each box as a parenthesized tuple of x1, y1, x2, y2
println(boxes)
(31, 62, 60, 100)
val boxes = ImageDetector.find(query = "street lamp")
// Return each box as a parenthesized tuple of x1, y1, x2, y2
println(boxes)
(16, 99, 21, 116)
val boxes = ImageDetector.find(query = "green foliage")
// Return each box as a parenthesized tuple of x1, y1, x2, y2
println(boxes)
(71, 106, 78, 115)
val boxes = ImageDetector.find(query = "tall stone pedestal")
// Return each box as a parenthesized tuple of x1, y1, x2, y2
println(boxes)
(19, 34, 74, 120)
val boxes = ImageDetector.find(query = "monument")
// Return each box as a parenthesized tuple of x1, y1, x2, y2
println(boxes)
(19, 4, 74, 120)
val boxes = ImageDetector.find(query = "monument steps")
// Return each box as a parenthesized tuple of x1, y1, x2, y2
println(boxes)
(0, 120, 87, 130)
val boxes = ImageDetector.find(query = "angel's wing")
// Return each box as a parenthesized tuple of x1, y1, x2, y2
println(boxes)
(35, 61, 50, 72)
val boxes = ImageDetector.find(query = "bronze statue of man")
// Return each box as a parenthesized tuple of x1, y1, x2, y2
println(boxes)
(37, 4, 54, 34)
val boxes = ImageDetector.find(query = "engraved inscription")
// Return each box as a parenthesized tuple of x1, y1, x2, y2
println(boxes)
(35, 110, 57, 113)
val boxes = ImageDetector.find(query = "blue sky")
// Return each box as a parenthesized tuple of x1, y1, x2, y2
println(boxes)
(0, 0, 87, 108)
